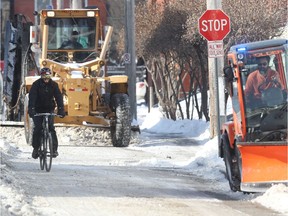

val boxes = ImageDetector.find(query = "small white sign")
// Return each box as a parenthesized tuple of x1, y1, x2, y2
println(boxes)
(122, 53, 131, 64)
(208, 41, 224, 58)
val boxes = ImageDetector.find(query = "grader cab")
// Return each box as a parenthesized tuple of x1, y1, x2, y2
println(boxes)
(3, 9, 132, 147)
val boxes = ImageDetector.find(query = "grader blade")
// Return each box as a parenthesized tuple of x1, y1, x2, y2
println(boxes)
(238, 143, 288, 192)
(0, 121, 24, 127)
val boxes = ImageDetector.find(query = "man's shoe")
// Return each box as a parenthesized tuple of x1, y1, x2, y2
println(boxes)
(53, 151, 59, 158)
(32, 148, 39, 159)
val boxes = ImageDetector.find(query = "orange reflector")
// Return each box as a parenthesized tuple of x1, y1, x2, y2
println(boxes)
(42, 11, 47, 17)
(68, 88, 88, 92)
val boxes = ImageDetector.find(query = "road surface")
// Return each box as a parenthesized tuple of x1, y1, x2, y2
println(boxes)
(0, 126, 283, 216)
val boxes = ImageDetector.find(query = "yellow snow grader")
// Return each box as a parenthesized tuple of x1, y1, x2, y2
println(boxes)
(220, 39, 288, 192)
(2, 9, 131, 147)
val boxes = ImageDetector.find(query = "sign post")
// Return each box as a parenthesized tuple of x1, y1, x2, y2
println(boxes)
(198, 9, 230, 141)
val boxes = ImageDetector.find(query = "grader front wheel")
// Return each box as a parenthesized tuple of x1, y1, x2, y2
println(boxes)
(110, 93, 131, 147)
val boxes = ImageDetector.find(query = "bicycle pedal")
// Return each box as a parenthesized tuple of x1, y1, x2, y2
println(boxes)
(53, 152, 59, 158)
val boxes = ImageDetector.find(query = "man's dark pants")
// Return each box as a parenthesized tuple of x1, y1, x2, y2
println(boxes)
(32, 116, 58, 152)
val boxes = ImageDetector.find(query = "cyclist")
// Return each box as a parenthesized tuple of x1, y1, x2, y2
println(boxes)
(28, 67, 65, 159)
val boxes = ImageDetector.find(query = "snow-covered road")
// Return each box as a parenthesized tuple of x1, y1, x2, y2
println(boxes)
(1, 126, 285, 216)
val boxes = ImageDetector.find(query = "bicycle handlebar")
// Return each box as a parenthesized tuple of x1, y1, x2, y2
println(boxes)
(34, 113, 60, 117)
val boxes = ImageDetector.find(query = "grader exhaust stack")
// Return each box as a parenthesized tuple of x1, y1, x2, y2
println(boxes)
(100, 26, 113, 60)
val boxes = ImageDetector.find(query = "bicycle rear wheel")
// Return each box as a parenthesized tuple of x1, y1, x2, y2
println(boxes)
(39, 135, 45, 170)
(45, 133, 53, 172)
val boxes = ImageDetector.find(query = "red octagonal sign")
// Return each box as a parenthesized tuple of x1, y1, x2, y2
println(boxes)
(198, 10, 230, 41)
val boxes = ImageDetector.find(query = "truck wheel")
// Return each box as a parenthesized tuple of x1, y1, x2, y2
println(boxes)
(223, 136, 241, 192)
(110, 93, 131, 147)
(24, 94, 33, 145)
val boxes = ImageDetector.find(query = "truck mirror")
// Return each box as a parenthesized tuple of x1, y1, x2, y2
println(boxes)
(226, 83, 233, 97)
(223, 66, 234, 82)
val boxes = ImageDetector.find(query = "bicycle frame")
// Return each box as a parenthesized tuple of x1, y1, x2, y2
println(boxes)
(34, 113, 57, 172)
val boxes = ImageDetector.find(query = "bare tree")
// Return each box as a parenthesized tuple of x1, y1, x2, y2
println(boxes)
(116, 0, 287, 123)
(223, 0, 287, 50)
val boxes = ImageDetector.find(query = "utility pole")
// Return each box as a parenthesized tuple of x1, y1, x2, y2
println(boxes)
(125, 0, 137, 122)
(84, 0, 88, 7)
(34, 0, 38, 40)
(206, 0, 226, 140)
(56, 0, 63, 9)
(71, 0, 82, 9)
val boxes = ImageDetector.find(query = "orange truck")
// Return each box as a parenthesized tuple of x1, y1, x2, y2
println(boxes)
(220, 39, 288, 192)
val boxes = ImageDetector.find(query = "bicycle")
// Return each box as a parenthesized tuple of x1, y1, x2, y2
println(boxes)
(34, 113, 58, 172)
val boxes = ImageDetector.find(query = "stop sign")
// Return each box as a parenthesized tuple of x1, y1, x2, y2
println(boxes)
(198, 10, 230, 41)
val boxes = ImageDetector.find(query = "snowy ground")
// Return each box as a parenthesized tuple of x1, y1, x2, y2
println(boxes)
(1, 100, 288, 215)
(138, 102, 288, 214)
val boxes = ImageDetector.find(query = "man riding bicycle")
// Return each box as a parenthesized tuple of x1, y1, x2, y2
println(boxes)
(28, 67, 65, 159)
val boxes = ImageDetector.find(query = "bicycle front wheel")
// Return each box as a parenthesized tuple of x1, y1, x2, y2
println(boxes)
(45, 132, 53, 172)
(39, 135, 45, 170)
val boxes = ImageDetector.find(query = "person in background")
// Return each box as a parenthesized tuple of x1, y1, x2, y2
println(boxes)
(244, 56, 285, 107)
(28, 67, 65, 159)
(60, 30, 83, 49)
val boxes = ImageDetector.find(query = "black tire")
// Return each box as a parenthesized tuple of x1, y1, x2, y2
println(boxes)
(45, 133, 53, 172)
(24, 94, 34, 145)
(222, 136, 241, 192)
(39, 135, 45, 170)
(110, 93, 131, 147)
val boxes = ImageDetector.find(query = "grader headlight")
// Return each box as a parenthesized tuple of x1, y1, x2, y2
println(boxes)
(47, 11, 55, 17)
(87, 11, 95, 17)
(42, 10, 55, 17)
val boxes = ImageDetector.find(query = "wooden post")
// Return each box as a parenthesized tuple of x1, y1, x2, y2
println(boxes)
(206, 0, 226, 140)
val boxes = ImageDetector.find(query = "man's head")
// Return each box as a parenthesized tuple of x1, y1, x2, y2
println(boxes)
(257, 56, 270, 75)
(40, 67, 52, 83)
(71, 31, 79, 42)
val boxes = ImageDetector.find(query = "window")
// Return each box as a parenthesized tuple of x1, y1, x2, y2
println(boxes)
(46, 18, 97, 50)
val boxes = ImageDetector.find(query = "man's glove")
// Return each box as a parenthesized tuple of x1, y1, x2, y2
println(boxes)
(57, 107, 66, 118)
(28, 107, 36, 118)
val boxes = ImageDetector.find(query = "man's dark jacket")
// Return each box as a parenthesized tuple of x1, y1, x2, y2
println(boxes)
(28, 78, 63, 113)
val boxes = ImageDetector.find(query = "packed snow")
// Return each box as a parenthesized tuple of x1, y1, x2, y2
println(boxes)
(137, 103, 288, 215)
(1, 99, 288, 215)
